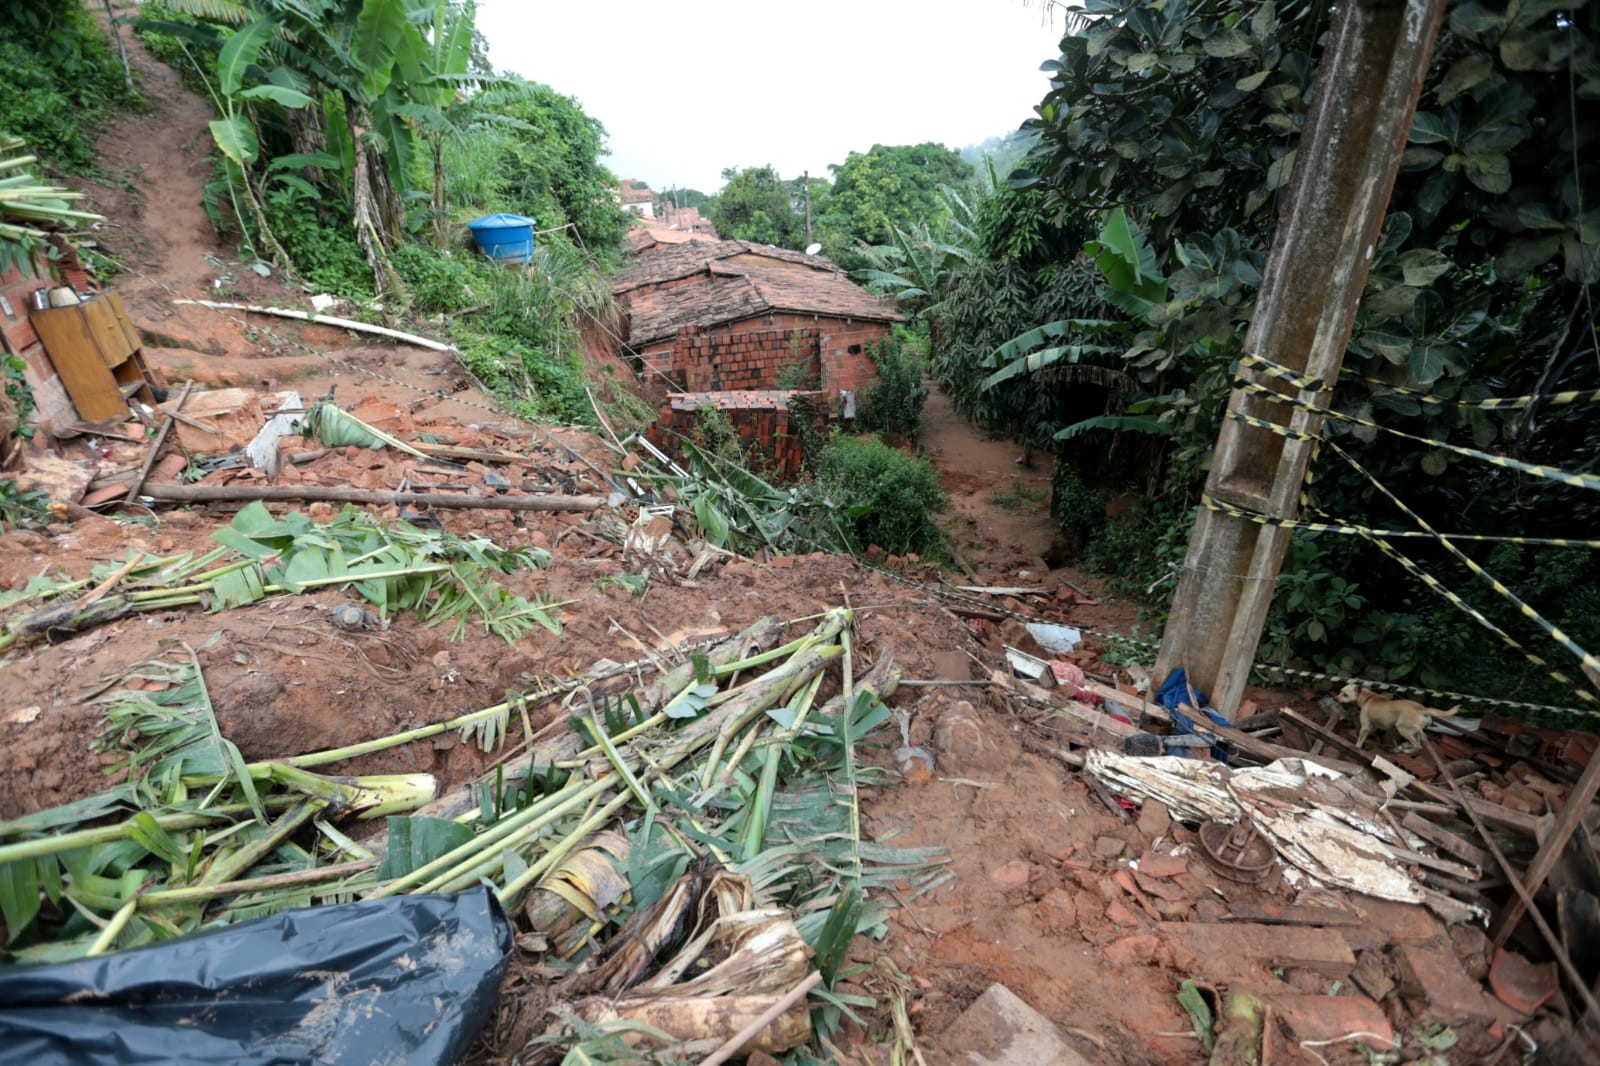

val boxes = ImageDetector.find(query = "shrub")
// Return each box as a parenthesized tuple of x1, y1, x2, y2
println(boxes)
(858, 328, 927, 440)
(817, 434, 947, 557)
(0, 1, 132, 172)
(391, 245, 486, 316)
(262, 186, 372, 299)
(1050, 463, 1104, 554)
(456, 332, 592, 426)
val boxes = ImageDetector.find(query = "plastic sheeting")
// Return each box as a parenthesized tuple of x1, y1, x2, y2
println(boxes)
(0, 888, 512, 1065)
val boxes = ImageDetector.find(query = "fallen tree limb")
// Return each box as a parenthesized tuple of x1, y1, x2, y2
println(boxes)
(126, 380, 192, 507)
(173, 300, 454, 352)
(140, 483, 608, 511)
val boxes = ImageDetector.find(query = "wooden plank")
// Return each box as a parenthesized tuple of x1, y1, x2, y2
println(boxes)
(1159, 921, 1356, 978)
(1202, 716, 1367, 778)
(1401, 811, 1494, 870)
(1223, 902, 1362, 927)
(31, 302, 128, 420)
(80, 294, 137, 368)
(1074, 676, 1169, 725)
(104, 290, 143, 355)
(1491, 738, 1600, 946)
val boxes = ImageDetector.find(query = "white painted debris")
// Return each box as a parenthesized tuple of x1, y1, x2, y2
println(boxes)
(1083, 750, 1481, 918)
(1026, 623, 1082, 655)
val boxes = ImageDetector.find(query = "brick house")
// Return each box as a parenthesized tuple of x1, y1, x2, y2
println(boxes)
(614, 239, 901, 402)
(615, 238, 901, 478)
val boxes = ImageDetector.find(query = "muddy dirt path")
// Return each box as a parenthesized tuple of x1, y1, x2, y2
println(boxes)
(920, 380, 1058, 572)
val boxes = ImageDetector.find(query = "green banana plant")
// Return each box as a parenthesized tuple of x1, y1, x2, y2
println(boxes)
(0, 137, 104, 276)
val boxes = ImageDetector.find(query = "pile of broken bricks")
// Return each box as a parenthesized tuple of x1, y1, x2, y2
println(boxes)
(925, 594, 1600, 1060)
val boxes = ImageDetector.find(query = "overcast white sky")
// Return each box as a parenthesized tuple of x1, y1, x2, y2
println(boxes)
(475, 1, 1064, 194)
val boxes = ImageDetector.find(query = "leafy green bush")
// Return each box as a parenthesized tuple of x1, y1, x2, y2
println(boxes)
(262, 186, 372, 299)
(858, 328, 928, 440)
(816, 435, 947, 557)
(0, 1, 132, 172)
(1050, 463, 1104, 552)
(391, 245, 486, 316)
(456, 332, 592, 426)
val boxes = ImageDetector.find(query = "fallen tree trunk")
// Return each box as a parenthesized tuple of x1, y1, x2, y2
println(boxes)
(139, 483, 607, 512)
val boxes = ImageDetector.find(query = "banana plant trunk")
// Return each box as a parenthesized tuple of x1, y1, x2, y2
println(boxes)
(348, 109, 409, 306)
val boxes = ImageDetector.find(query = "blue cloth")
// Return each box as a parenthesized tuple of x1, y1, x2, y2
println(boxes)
(1156, 668, 1231, 762)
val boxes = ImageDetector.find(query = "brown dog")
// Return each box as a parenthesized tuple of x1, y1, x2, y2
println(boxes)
(1336, 682, 1460, 750)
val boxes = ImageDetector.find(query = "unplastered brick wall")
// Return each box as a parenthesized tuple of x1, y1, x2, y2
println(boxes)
(672, 324, 819, 392)
(730, 313, 888, 398)
(0, 255, 76, 430)
(646, 389, 826, 479)
(818, 321, 890, 397)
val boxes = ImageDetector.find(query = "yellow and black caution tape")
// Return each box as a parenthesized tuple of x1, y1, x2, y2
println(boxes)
(1237, 353, 1333, 393)
(1327, 439, 1600, 678)
(1231, 380, 1600, 491)
(1307, 505, 1598, 707)
(1343, 373, 1600, 411)
(1242, 352, 1600, 410)
(1200, 495, 1600, 549)
(851, 557, 1600, 718)
(1227, 408, 1318, 441)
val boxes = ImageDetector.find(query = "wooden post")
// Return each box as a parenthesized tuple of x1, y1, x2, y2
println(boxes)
(1154, 0, 1446, 716)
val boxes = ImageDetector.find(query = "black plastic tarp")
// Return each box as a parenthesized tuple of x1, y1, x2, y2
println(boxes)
(0, 888, 512, 1065)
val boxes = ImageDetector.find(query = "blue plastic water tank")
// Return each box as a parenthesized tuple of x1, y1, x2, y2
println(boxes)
(467, 214, 535, 265)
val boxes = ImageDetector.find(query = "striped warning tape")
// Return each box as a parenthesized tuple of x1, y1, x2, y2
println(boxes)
(1305, 505, 1599, 707)
(1231, 380, 1600, 491)
(1199, 496, 1600, 549)
(1327, 439, 1600, 677)
(1237, 353, 1333, 392)
(1344, 375, 1600, 411)
(1241, 352, 1600, 410)
(852, 558, 1600, 718)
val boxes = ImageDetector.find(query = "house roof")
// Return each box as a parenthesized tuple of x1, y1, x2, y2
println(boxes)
(616, 239, 902, 348)
(618, 179, 655, 204)
(614, 239, 836, 293)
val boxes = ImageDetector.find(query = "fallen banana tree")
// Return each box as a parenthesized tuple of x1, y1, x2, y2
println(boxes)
(0, 501, 561, 651)
(0, 609, 947, 1061)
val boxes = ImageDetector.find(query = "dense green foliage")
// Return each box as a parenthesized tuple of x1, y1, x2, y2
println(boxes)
(706, 143, 972, 271)
(934, 0, 1600, 707)
(817, 435, 947, 557)
(710, 165, 806, 248)
(476, 80, 629, 253)
(662, 187, 713, 214)
(817, 142, 973, 268)
(857, 328, 930, 440)
(0, 1, 133, 172)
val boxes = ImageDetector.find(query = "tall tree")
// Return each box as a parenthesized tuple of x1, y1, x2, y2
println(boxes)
(487, 80, 629, 252)
(817, 142, 973, 267)
(710, 165, 804, 248)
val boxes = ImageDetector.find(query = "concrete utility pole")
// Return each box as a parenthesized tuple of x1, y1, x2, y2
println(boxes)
(1155, 0, 1447, 716)
(803, 171, 813, 247)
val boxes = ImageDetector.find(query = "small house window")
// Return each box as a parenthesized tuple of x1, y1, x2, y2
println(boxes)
(847, 344, 862, 355)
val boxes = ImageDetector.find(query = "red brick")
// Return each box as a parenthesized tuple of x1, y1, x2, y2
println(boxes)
(1, 318, 38, 355)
